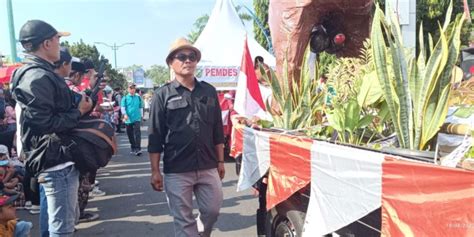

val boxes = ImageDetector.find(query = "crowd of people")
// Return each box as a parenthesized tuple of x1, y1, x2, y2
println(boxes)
(0, 20, 154, 236)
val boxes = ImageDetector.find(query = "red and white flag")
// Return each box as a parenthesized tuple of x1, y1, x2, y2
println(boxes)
(234, 38, 267, 118)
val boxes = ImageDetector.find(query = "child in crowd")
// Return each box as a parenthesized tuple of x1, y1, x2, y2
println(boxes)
(0, 145, 25, 208)
(0, 194, 32, 236)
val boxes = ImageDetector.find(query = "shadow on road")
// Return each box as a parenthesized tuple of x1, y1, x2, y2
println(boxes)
(18, 129, 258, 236)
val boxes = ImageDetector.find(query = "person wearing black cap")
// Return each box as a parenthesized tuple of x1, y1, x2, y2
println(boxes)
(121, 82, 143, 156)
(80, 58, 97, 91)
(76, 58, 108, 201)
(65, 58, 87, 92)
(64, 58, 102, 223)
(10, 19, 93, 236)
(54, 46, 73, 78)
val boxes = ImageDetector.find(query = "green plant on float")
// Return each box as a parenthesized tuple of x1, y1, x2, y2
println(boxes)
(325, 40, 394, 146)
(326, 40, 383, 107)
(326, 99, 376, 145)
(371, 1, 466, 150)
(317, 52, 337, 79)
(259, 45, 327, 138)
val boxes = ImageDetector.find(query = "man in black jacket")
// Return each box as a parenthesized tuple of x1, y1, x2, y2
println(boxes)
(11, 20, 92, 236)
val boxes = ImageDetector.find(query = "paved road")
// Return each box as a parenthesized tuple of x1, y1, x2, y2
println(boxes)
(19, 122, 258, 236)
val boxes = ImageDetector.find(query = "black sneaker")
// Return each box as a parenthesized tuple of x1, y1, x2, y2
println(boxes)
(78, 213, 100, 223)
(135, 150, 142, 156)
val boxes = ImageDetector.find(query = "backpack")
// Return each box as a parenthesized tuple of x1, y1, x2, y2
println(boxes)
(69, 118, 117, 173)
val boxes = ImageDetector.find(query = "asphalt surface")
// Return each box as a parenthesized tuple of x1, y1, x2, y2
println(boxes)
(18, 121, 258, 236)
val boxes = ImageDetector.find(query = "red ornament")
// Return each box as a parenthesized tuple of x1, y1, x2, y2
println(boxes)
(334, 33, 346, 45)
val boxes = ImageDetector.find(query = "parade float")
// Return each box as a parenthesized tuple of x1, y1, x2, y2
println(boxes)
(231, 1, 474, 236)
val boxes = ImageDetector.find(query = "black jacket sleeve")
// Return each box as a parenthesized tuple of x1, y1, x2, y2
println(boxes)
(18, 73, 81, 135)
(148, 90, 167, 153)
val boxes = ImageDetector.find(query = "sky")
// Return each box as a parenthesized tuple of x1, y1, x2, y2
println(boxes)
(0, 0, 255, 69)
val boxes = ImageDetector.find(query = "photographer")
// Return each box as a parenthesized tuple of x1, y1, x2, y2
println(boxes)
(78, 59, 108, 199)
(65, 58, 87, 92)
(11, 20, 92, 236)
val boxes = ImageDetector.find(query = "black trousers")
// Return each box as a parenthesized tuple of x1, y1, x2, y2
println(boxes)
(23, 170, 40, 206)
(78, 173, 91, 217)
(116, 110, 123, 131)
(126, 121, 141, 151)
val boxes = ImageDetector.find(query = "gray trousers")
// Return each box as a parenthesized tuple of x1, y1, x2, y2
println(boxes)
(164, 168, 223, 237)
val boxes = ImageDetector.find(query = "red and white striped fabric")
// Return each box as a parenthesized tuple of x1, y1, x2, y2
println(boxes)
(231, 126, 474, 236)
(218, 92, 233, 136)
(304, 141, 386, 236)
(236, 127, 271, 191)
(304, 141, 474, 236)
(229, 123, 244, 159)
(234, 38, 267, 119)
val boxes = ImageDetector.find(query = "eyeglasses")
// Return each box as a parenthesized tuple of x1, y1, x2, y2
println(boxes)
(174, 53, 197, 62)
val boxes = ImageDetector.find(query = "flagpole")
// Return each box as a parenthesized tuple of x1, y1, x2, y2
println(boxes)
(7, 0, 18, 63)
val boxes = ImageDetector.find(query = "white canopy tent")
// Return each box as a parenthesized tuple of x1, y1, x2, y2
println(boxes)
(194, 0, 275, 90)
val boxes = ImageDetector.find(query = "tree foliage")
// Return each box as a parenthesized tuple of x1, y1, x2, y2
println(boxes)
(62, 40, 101, 66)
(187, 5, 252, 44)
(417, 0, 472, 47)
(61, 40, 127, 89)
(146, 65, 170, 87)
(253, 0, 271, 51)
(187, 15, 210, 44)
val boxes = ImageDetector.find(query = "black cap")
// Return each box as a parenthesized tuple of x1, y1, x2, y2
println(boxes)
(81, 58, 95, 70)
(54, 47, 72, 67)
(19, 20, 70, 49)
(71, 58, 87, 73)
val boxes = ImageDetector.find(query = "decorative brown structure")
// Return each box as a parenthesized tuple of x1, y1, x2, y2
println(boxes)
(269, 0, 374, 81)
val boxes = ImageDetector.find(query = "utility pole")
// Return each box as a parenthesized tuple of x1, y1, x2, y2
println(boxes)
(6, 0, 18, 63)
(113, 43, 117, 70)
(94, 42, 135, 68)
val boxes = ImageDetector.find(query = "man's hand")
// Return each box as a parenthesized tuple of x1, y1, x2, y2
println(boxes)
(78, 94, 93, 116)
(123, 114, 129, 122)
(150, 171, 163, 192)
(217, 162, 225, 180)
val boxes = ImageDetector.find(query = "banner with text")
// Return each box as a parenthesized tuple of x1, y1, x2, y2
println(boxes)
(196, 66, 240, 90)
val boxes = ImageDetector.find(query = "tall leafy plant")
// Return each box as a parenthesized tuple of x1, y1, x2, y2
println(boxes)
(261, 47, 325, 132)
(372, 2, 466, 150)
(325, 40, 389, 145)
